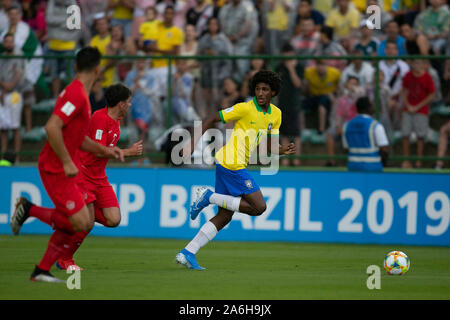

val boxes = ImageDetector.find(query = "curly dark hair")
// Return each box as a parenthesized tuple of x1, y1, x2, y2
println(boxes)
(249, 70, 282, 97)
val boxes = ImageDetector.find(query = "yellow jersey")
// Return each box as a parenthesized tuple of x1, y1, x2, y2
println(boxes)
(48, 39, 76, 51)
(304, 66, 341, 96)
(139, 19, 161, 41)
(112, 2, 133, 20)
(152, 24, 184, 68)
(90, 34, 114, 88)
(215, 98, 282, 171)
(351, 0, 367, 12)
(325, 7, 361, 38)
(266, 3, 290, 31)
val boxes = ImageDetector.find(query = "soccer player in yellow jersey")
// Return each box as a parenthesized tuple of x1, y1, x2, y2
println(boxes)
(176, 70, 296, 270)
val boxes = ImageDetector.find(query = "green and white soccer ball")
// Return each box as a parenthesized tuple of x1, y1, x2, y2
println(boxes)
(384, 251, 410, 275)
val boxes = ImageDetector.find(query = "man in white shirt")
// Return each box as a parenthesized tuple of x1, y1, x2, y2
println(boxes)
(340, 47, 375, 90)
(379, 40, 410, 98)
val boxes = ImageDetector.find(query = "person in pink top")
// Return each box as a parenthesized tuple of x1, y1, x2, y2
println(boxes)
(325, 76, 363, 166)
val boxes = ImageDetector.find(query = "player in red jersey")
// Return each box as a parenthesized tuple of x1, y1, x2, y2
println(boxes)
(10, 47, 125, 283)
(55, 83, 143, 270)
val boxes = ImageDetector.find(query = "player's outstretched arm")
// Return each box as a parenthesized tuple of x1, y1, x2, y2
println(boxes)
(182, 112, 222, 159)
(45, 114, 78, 177)
(81, 136, 125, 162)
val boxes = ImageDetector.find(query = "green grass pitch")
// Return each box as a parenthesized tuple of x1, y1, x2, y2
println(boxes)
(0, 235, 449, 300)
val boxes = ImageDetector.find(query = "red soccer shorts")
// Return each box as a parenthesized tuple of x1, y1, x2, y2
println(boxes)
(38, 167, 87, 217)
(77, 173, 119, 209)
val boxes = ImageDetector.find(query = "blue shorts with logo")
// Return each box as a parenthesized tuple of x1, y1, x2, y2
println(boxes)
(215, 163, 260, 197)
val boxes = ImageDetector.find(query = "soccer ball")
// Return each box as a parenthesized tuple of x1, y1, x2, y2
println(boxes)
(384, 251, 410, 275)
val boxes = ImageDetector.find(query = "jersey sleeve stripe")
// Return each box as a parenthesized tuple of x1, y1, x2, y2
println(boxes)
(218, 110, 226, 124)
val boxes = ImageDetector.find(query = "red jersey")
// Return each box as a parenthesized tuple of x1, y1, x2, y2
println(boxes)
(402, 71, 435, 116)
(39, 79, 91, 173)
(79, 107, 121, 181)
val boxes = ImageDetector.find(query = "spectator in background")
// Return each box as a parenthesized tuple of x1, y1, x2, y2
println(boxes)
(147, 5, 184, 99)
(365, 69, 394, 140)
(290, 17, 320, 67)
(90, 15, 115, 89)
(89, 78, 107, 113)
(109, 24, 135, 82)
(296, 0, 324, 32)
(46, 0, 80, 97)
(275, 43, 303, 167)
(79, 0, 109, 37)
(219, 0, 259, 82)
(314, 25, 347, 71)
(241, 58, 266, 100)
(125, 54, 161, 149)
(220, 77, 245, 115)
(138, 6, 160, 52)
(130, 0, 157, 40)
(185, 0, 215, 37)
(0, 33, 24, 162)
(180, 24, 199, 73)
(400, 21, 430, 55)
(197, 16, 233, 117)
(0, 0, 15, 34)
(180, 23, 200, 106)
(107, 0, 135, 38)
(2, 5, 44, 132)
(303, 59, 341, 134)
(313, 0, 335, 16)
(155, 0, 194, 29)
(434, 121, 450, 169)
(171, 59, 199, 123)
(379, 40, 409, 127)
(325, 0, 361, 40)
(340, 47, 375, 89)
(401, 59, 435, 169)
(414, 0, 450, 55)
(262, 0, 295, 55)
(390, 0, 424, 26)
(377, 20, 407, 56)
(326, 76, 363, 166)
(21, 0, 46, 44)
(342, 96, 390, 171)
(354, 20, 379, 57)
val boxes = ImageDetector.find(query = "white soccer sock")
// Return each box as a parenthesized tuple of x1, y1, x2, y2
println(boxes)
(209, 193, 241, 212)
(185, 221, 218, 254)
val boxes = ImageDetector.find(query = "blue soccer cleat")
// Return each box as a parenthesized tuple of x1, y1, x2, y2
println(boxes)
(189, 187, 213, 220)
(175, 249, 205, 270)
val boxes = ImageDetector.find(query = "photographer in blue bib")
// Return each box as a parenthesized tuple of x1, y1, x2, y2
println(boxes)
(342, 96, 389, 171)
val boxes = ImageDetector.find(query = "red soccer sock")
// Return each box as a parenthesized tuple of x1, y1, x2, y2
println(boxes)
(59, 230, 90, 261)
(37, 229, 73, 271)
(94, 206, 108, 226)
(29, 205, 55, 226)
(50, 211, 75, 234)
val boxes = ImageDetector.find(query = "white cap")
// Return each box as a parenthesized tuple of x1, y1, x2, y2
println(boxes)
(93, 12, 106, 20)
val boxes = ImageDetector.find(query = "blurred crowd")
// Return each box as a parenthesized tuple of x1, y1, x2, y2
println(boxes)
(0, 0, 449, 168)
